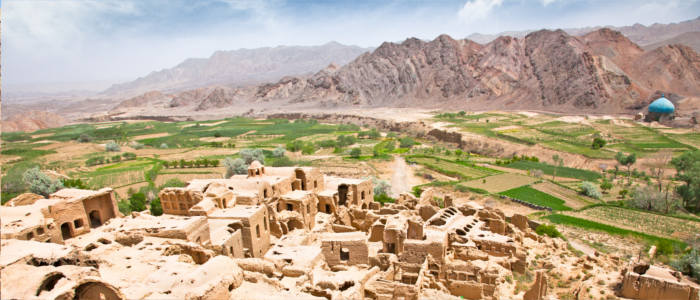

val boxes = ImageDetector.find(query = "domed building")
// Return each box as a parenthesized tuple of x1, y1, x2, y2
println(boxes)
(645, 94, 675, 122)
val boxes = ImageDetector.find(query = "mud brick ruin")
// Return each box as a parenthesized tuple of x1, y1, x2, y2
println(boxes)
(2, 161, 699, 299)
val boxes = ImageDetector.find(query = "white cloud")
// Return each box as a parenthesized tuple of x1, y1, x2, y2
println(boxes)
(458, 0, 504, 22)
(540, 0, 558, 6)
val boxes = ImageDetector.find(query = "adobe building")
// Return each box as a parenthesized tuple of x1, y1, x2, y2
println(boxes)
(1, 188, 118, 243)
(620, 263, 700, 300)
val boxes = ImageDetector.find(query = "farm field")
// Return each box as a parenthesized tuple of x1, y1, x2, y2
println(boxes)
(567, 205, 700, 241)
(531, 181, 596, 209)
(406, 156, 500, 180)
(434, 112, 695, 159)
(499, 185, 572, 211)
(502, 160, 601, 181)
(460, 173, 537, 193)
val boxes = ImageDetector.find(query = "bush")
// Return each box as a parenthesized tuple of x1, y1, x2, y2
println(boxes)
(86, 156, 106, 166)
(22, 167, 63, 197)
(160, 143, 169, 149)
(239, 148, 265, 164)
(591, 137, 606, 149)
(387, 132, 397, 138)
(629, 185, 674, 212)
(78, 134, 93, 143)
(118, 199, 131, 215)
(399, 137, 415, 148)
(62, 178, 88, 189)
(105, 142, 121, 152)
(337, 135, 356, 147)
(350, 148, 361, 158)
(301, 143, 317, 155)
(223, 157, 247, 178)
(122, 152, 137, 160)
(128, 141, 144, 149)
(372, 177, 391, 196)
(286, 140, 304, 152)
(535, 224, 563, 239)
(150, 198, 163, 216)
(128, 192, 147, 212)
(580, 181, 602, 199)
(272, 146, 286, 158)
(671, 249, 700, 281)
(111, 155, 122, 163)
(159, 178, 186, 189)
(374, 194, 395, 205)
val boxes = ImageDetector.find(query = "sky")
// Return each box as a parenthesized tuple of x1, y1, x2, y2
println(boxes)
(2, 0, 699, 94)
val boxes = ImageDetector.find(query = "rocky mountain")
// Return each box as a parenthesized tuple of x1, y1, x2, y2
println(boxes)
(1, 110, 67, 132)
(643, 31, 700, 52)
(467, 16, 700, 52)
(102, 42, 371, 97)
(110, 27, 698, 116)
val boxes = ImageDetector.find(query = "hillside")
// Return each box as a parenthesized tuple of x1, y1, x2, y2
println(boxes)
(467, 16, 700, 52)
(643, 31, 700, 52)
(102, 42, 371, 97)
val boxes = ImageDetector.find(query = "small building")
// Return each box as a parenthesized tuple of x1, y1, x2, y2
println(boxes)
(208, 205, 271, 258)
(645, 94, 675, 122)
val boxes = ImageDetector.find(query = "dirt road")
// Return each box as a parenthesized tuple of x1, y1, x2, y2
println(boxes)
(391, 156, 410, 197)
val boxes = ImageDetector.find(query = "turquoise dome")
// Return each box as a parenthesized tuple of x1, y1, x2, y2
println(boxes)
(648, 96, 675, 114)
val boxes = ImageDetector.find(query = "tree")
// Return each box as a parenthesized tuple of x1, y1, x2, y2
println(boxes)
(22, 167, 63, 197)
(580, 181, 602, 199)
(399, 137, 415, 149)
(350, 148, 361, 158)
(629, 185, 674, 213)
(372, 177, 391, 196)
(62, 178, 89, 189)
(615, 152, 637, 183)
(619, 189, 629, 199)
(150, 198, 163, 216)
(671, 150, 700, 212)
(162, 161, 170, 168)
(128, 192, 147, 212)
(272, 146, 286, 158)
(591, 137, 606, 149)
(367, 129, 381, 139)
(600, 179, 613, 194)
(239, 148, 265, 164)
(552, 154, 563, 180)
(105, 142, 121, 152)
(223, 157, 247, 178)
(78, 134, 93, 143)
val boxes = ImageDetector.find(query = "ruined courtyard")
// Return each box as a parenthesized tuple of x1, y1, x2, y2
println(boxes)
(2, 162, 699, 300)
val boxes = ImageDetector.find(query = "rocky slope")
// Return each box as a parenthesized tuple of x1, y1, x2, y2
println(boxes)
(106, 28, 700, 116)
(103, 42, 371, 97)
(467, 16, 700, 52)
(1, 110, 67, 132)
(643, 31, 700, 53)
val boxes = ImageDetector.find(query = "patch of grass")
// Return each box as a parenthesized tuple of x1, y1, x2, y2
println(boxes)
(500, 186, 572, 211)
(543, 214, 686, 252)
(504, 160, 601, 181)
(407, 155, 500, 179)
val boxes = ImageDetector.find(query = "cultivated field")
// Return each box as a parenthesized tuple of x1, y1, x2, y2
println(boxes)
(531, 181, 596, 209)
(569, 205, 700, 240)
(460, 173, 537, 193)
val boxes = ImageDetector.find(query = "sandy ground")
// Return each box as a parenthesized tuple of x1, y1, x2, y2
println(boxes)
(131, 132, 170, 140)
(390, 156, 410, 197)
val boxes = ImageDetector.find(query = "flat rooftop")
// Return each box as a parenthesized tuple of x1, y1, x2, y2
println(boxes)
(208, 205, 264, 219)
(321, 231, 367, 241)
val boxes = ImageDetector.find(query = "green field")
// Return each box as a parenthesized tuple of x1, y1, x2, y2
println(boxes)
(503, 160, 601, 181)
(407, 155, 501, 180)
(461, 173, 537, 193)
(572, 205, 700, 240)
(500, 186, 572, 211)
(544, 214, 686, 251)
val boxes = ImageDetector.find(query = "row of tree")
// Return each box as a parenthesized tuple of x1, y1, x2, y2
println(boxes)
(162, 159, 220, 168)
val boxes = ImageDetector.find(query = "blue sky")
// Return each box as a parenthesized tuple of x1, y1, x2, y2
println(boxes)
(2, 0, 699, 93)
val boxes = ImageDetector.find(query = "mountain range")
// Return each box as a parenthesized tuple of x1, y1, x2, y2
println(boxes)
(102, 42, 372, 97)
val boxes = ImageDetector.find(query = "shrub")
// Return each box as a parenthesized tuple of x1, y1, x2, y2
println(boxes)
(272, 146, 286, 157)
(286, 140, 304, 152)
(159, 178, 186, 189)
(372, 177, 391, 196)
(105, 142, 121, 152)
(130, 142, 144, 149)
(591, 137, 606, 149)
(22, 167, 63, 197)
(350, 148, 361, 158)
(117, 199, 131, 215)
(301, 143, 317, 155)
(619, 189, 629, 198)
(78, 134, 93, 143)
(600, 180, 613, 193)
(535, 224, 563, 239)
(86, 156, 106, 166)
(213, 131, 222, 138)
(122, 152, 137, 160)
(412, 186, 423, 198)
(111, 155, 122, 163)
(387, 132, 397, 138)
(223, 157, 247, 178)
(671, 249, 700, 281)
(399, 137, 415, 148)
(128, 192, 147, 212)
(160, 143, 168, 149)
(62, 178, 88, 189)
(150, 198, 163, 216)
(239, 148, 265, 164)
(374, 194, 395, 204)
(580, 181, 602, 199)
(629, 185, 675, 212)
(336, 135, 356, 147)
(271, 156, 294, 167)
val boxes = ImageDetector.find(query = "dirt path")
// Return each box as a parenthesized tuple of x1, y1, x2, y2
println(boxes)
(391, 156, 410, 197)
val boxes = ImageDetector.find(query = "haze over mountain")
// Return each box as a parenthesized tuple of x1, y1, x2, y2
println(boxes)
(102, 42, 372, 97)
(467, 16, 700, 52)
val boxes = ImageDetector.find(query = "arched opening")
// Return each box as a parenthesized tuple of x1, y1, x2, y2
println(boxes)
(287, 219, 303, 231)
(362, 203, 367, 210)
(36, 272, 66, 296)
(338, 184, 349, 206)
(73, 281, 122, 300)
(294, 169, 307, 190)
(89, 210, 102, 228)
(60, 223, 72, 240)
